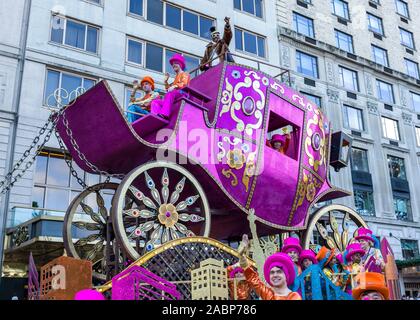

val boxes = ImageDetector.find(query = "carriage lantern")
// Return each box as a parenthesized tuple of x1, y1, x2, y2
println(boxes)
(330, 131, 353, 172)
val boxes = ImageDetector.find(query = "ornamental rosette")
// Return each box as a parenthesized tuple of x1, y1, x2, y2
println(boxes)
(158, 204, 179, 228)
(227, 148, 246, 170)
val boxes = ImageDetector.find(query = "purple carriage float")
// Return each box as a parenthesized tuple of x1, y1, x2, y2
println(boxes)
(57, 61, 365, 281)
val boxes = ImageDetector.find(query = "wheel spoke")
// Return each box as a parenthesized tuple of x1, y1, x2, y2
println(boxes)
(169, 227, 180, 240)
(123, 208, 156, 219)
(161, 168, 169, 204)
(74, 233, 102, 247)
(162, 228, 170, 243)
(80, 202, 103, 224)
(175, 223, 195, 237)
(145, 171, 161, 206)
(85, 241, 104, 261)
(169, 177, 186, 204)
(72, 221, 102, 231)
(96, 191, 108, 220)
(178, 213, 205, 223)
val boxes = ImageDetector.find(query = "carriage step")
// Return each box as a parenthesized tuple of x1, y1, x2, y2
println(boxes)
(176, 86, 212, 112)
(131, 113, 169, 136)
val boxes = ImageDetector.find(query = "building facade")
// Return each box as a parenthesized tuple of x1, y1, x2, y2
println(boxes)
(277, 0, 420, 295)
(0, 0, 419, 297)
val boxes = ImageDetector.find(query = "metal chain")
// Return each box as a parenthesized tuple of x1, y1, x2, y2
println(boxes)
(0, 113, 60, 195)
(0, 86, 123, 195)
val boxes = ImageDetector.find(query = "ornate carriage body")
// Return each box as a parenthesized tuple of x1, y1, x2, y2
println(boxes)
(56, 62, 349, 242)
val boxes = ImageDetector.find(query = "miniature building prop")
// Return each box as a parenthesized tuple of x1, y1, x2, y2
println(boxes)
(28, 252, 40, 300)
(191, 258, 228, 300)
(111, 265, 181, 300)
(40, 256, 92, 300)
(381, 238, 401, 300)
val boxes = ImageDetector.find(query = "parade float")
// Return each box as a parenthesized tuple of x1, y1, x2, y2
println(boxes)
(2, 54, 399, 300)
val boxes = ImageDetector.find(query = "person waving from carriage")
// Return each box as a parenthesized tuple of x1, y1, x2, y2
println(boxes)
(127, 76, 159, 123)
(200, 17, 234, 71)
(151, 53, 190, 120)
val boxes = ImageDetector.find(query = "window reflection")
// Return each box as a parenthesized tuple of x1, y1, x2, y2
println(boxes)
(46, 188, 70, 212)
(47, 155, 70, 187)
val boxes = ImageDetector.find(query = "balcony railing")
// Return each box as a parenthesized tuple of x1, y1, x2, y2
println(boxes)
(7, 206, 67, 228)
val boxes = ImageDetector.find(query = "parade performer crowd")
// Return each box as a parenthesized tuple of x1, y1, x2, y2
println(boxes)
(229, 227, 390, 300)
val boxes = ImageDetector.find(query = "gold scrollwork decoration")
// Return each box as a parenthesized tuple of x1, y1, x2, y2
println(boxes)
(222, 168, 238, 187)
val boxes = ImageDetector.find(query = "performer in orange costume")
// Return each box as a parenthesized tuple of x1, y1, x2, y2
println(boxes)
(151, 53, 190, 119)
(237, 235, 301, 300)
(226, 264, 251, 300)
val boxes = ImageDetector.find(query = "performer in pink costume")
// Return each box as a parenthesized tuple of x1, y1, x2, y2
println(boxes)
(151, 53, 190, 119)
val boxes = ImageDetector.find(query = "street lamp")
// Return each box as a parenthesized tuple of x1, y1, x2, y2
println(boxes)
(330, 131, 353, 172)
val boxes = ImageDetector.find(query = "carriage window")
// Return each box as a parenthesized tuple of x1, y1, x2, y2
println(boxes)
(266, 111, 299, 161)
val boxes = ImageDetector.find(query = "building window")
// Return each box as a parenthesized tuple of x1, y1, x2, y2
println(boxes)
(395, 0, 409, 19)
(50, 15, 99, 53)
(388, 155, 406, 180)
(129, 0, 144, 16)
(296, 51, 318, 78)
(354, 189, 375, 217)
(367, 13, 384, 36)
(302, 92, 322, 108)
(129, 0, 214, 40)
(400, 28, 415, 49)
(331, 0, 350, 20)
(235, 28, 266, 58)
(343, 105, 364, 131)
(351, 148, 369, 172)
(371, 45, 389, 67)
(33, 151, 111, 214)
(405, 59, 419, 79)
(401, 240, 419, 260)
(376, 79, 394, 104)
(416, 127, 420, 147)
(293, 12, 315, 38)
(410, 91, 420, 113)
(339, 66, 359, 91)
(335, 30, 354, 53)
(381, 117, 400, 141)
(394, 196, 412, 221)
(233, 0, 263, 18)
(44, 69, 95, 107)
(126, 37, 199, 73)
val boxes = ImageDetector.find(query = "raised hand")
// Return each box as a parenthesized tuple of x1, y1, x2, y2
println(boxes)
(164, 72, 170, 82)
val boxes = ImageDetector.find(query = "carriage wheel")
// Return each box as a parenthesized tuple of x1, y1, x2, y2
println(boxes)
(112, 161, 211, 261)
(63, 183, 125, 281)
(302, 204, 368, 252)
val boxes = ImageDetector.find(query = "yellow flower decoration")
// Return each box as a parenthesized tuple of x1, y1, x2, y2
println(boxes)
(158, 204, 179, 228)
(227, 148, 246, 170)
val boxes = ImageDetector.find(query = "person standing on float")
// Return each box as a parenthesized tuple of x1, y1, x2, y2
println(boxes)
(151, 53, 190, 120)
(200, 17, 233, 71)
(281, 237, 302, 276)
(226, 264, 251, 300)
(237, 235, 302, 300)
(354, 227, 385, 272)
